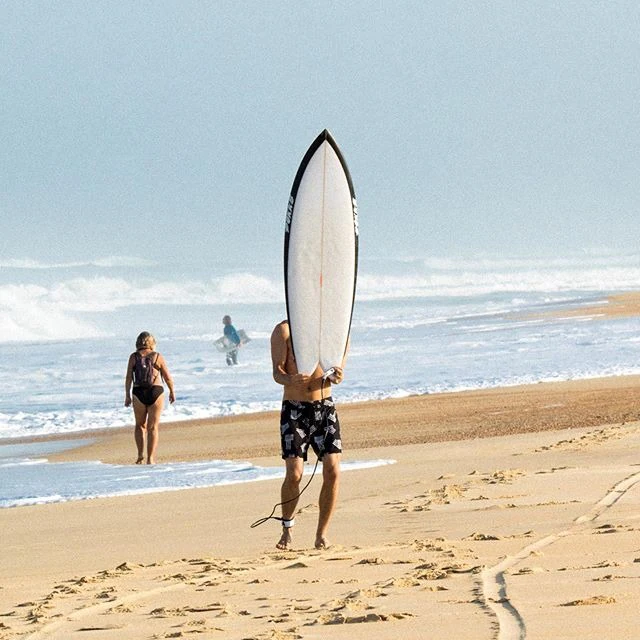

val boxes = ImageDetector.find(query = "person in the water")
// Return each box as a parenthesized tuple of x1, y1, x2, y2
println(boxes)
(124, 331, 175, 464)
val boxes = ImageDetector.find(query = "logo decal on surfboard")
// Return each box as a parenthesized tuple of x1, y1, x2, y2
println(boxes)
(285, 196, 294, 233)
(353, 199, 359, 236)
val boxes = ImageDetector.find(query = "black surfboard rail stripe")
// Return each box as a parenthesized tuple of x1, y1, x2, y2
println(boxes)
(288, 129, 356, 203)
(283, 129, 359, 370)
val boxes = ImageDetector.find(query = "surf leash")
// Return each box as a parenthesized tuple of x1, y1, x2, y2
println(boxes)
(250, 455, 321, 529)
(250, 368, 336, 529)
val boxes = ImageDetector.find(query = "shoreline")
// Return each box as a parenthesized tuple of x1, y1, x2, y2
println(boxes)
(6, 373, 636, 465)
(550, 291, 640, 318)
(3, 290, 640, 456)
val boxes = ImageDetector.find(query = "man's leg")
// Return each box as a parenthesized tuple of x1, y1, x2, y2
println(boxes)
(316, 453, 341, 549)
(276, 457, 304, 550)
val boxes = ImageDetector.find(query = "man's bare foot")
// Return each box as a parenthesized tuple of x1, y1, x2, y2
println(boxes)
(276, 527, 293, 550)
(135, 457, 144, 465)
(315, 536, 331, 550)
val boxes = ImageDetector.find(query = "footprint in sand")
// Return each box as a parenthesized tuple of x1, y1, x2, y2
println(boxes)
(314, 611, 413, 625)
(389, 483, 471, 512)
(463, 532, 501, 541)
(560, 595, 617, 606)
(355, 557, 385, 565)
(591, 574, 626, 582)
(535, 424, 635, 452)
(483, 469, 527, 484)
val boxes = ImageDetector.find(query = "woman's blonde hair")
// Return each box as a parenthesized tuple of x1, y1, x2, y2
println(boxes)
(136, 331, 156, 351)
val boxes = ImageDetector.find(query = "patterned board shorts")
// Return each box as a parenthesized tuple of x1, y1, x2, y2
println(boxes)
(280, 398, 342, 460)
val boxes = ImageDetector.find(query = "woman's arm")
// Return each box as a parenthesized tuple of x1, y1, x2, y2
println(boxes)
(124, 354, 134, 406)
(158, 355, 176, 404)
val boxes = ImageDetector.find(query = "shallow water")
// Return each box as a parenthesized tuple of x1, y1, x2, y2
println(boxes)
(1, 251, 639, 507)
(1, 252, 640, 440)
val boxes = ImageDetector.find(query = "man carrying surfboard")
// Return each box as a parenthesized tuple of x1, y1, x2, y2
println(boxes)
(271, 129, 356, 550)
(270, 319, 346, 550)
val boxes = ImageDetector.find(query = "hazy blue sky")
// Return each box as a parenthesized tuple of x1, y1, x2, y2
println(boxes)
(2, 1, 639, 267)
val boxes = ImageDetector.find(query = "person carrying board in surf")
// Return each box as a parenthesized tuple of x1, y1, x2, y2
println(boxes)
(270, 319, 347, 550)
(222, 315, 241, 365)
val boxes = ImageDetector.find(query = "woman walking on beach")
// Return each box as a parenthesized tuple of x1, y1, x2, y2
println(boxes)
(124, 332, 176, 464)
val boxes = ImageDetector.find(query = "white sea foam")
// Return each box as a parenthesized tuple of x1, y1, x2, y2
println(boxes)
(0, 272, 281, 343)
(0, 256, 156, 269)
(4, 274, 281, 312)
(0, 400, 282, 440)
(2, 252, 639, 343)
(0, 283, 105, 342)
(357, 266, 640, 300)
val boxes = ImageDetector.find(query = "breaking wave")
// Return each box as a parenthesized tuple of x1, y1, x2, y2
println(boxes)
(1, 252, 639, 343)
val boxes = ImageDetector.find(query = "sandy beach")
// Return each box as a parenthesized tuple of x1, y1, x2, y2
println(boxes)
(2, 371, 640, 639)
(6, 3, 640, 636)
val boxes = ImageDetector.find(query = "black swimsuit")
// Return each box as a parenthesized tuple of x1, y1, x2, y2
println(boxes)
(132, 385, 164, 406)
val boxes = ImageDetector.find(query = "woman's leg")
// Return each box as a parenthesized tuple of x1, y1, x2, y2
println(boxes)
(145, 393, 164, 464)
(132, 396, 148, 463)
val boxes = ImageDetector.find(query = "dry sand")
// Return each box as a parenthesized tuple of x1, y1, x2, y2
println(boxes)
(2, 373, 640, 639)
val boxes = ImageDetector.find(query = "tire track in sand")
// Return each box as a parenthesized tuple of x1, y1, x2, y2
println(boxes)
(480, 469, 640, 640)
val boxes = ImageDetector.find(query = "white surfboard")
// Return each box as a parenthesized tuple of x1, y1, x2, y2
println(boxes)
(284, 129, 358, 375)
(213, 329, 251, 353)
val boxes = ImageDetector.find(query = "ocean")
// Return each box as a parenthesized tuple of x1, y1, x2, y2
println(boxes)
(1, 250, 639, 507)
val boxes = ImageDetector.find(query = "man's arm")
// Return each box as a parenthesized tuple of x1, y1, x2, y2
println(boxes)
(326, 335, 350, 384)
(271, 323, 292, 386)
(271, 322, 309, 389)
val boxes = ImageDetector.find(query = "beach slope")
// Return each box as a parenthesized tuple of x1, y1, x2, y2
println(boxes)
(2, 377, 640, 639)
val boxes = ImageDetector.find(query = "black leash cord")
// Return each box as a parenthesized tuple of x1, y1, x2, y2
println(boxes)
(250, 369, 334, 529)
(249, 455, 320, 528)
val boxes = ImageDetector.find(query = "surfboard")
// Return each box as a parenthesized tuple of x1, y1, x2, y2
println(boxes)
(284, 129, 358, 375)
(214, 329, 251, 353)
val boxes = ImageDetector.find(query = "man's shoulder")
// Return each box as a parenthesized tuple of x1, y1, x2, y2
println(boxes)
(271, 320, 290, 340)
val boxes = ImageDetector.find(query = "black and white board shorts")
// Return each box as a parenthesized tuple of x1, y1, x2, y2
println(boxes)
(279, 398, 342, 460)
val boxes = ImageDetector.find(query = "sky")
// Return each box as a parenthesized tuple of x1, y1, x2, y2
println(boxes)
(2, 1, 640, 268)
